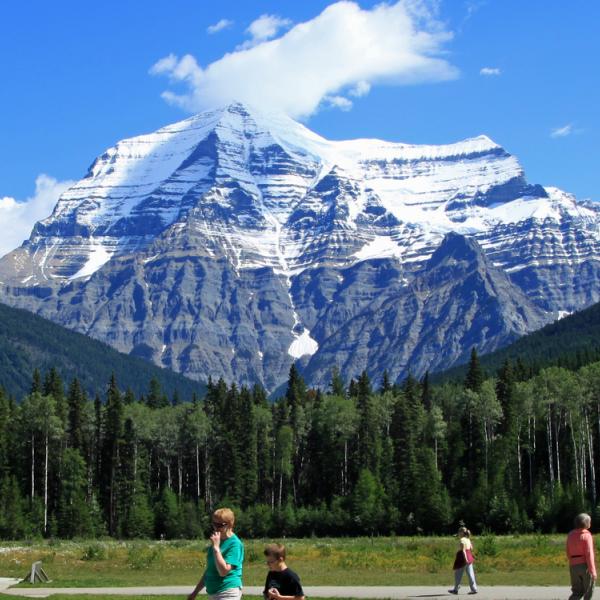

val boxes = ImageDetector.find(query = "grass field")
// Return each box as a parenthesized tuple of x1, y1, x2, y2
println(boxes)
(0, 535, 570, 587)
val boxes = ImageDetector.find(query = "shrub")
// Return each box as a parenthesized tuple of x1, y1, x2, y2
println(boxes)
(127, 543, 165, 570)
(81, 543, 107, 561)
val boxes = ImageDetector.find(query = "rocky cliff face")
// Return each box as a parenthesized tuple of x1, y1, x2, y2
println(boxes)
(1, 102, 598, 390)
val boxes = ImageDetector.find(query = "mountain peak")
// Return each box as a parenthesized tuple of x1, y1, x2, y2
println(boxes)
(0, 100, 595, 392)
(427, 232, 486, 270)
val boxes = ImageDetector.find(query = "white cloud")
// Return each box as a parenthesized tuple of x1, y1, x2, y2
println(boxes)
(246, 14, 292, 43)
(150, 0, 458, 119)
(550, 123, 574, 138)
(480, 66, 500, 76)
(325, 95, 353, 111)
(349, 80, 371, 97)
(207, 19, 233, 34)
(0, 174, 73, 258)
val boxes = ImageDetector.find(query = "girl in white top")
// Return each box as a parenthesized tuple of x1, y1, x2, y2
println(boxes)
(449, 526, 477, 595)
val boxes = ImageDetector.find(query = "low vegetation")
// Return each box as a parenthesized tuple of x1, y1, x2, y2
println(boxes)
(0, 536, 575, 587)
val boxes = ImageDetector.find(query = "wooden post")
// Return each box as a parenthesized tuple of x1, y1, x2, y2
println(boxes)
(28, 561, 50, 583)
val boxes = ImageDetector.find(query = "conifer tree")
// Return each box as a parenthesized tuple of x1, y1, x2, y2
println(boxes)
(390, 374, 424, 515)
(252, 386, 274, 506)
(285, 364, 309, 502)
(329, 367, 346, 397)
(123, 387, 136, 405)
(44, 367, 66, 426)
(274, 424, 293, 508)
(67, 378, 86, 451)
(238, 386, 258, 506)
(57, 448, 93, 537)
(30, 368, 42, 394)
(355, 370, 381, 476)
(350, 468, 385, 535)
(155, 486, 181, 538)
(0, 388, 11, 478)
(465, 347, 484, 393)
(380, 370, 392, 394)
(146, 377, 168, 409)
(101, 374, 124, 535)
(0, 475, 26, 539)
(93, 393, 102, 488)
(421, 370, 431, 410)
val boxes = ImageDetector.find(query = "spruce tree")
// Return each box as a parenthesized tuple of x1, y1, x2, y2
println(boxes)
(44, 367, 66, 426)
(0, 388, 10, 479)
(123, 387, 136, 405)
(465, 347, 484, 393)
(67, 378, 86, 451)
(155, 486, 181, 538)
(329, 367, 346, 397)
(30, 369, 42, 394)
(355, 370, 381, 476)
(380, 370, 392, 394)
(101, 374, 124, 536)
(0, 475, 26, 539)
(146, 377, 168, 409)
(238, 386, 258, 506)
(57, 448, 93, 537)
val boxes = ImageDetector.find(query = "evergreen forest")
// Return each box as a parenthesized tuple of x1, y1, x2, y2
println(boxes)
(0, 302, 205, 400)
(2, 350, 600, 540)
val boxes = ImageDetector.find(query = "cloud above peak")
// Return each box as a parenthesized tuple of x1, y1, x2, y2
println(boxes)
(0, 175, 73, 258)
(150, 0, 458, 119)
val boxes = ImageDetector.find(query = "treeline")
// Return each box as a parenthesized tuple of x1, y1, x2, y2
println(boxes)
(1, 353, 600, 539)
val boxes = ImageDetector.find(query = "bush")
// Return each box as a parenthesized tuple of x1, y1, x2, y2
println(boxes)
(478, 532, 498, 557)
(127, 543, 165, 570)
(81, 543, 107, 561)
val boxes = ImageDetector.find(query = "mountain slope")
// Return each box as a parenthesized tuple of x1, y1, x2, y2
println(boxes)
(0, 302, 205, 400)
(301, 232, 547, 386)
(1, 102, 599, 390)
(434, 299, 600, 383)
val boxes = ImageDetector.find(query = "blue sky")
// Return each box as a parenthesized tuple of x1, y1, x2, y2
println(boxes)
(0, 1, 598, 253)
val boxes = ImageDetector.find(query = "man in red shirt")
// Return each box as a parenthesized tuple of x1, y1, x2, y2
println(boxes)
(566, 513, 597, 600)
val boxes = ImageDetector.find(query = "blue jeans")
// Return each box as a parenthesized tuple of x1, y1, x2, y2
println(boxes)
(453, 563, 477, 592)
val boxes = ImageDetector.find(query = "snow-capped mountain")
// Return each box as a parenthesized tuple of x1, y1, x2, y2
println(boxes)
(1, 102, 599, 390)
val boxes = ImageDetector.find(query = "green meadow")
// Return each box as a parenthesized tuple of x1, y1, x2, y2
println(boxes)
(0, 535, 570, 588)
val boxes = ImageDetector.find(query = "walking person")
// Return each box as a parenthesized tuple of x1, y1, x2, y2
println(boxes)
(567, 512, 597, 600)
(263, 543, 305, 600)
(188, 508, 244, 600)
(448, 526, 477, 595)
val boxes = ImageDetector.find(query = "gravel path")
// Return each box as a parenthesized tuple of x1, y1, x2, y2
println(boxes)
(0, 584, 570, 600)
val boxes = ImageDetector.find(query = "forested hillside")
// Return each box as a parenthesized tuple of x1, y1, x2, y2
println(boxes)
(0, 302, 205, 400)
(434, 300, 600, 383)
(1, 354, 599, 539)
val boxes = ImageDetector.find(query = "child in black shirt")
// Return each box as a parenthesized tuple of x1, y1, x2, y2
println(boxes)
(263, 543, 305, 600)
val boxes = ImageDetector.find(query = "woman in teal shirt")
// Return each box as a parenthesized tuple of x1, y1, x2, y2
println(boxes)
(188, 508, 244, 600)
